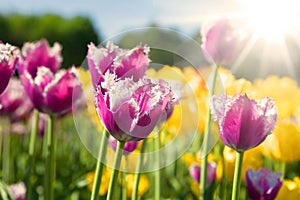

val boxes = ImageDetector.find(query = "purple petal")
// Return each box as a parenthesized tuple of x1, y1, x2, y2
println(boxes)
(246, 168, 282, 200)
(190, 164, 201, 183)
(95, 86, 119, 136)
(0, 78, 24, 115)
(201, 19, 242, 66)
(19, 39, 62, 77)
(212, 94, 277, 151)
(87, 41, 150, 88)
(0, 43, 19, 94)
(21, 72, 45, 112)
(0, 78, 33, 121)
(189, 162, 217, 185)
(115, 45, 150, 81)
(44, 67, 82, 115)
(108, 135, 138, 155)
(87, 42, 116, 87)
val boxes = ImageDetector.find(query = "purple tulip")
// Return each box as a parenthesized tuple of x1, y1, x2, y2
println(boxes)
(0, 78, 33, 121)
(210, 94, 277, 152)
(22, 66, 82, 115)
(95, 73, 175, 141)
(246, 168, 282, 200)
(8, 182, 26, 200)
(189, 162, 217, 185)
(108, 135, 138, 155)
(201, 19, 244, 66)
(87, 41, 150, 88)
(18, 39, 62, 76)
(0, 43, 19, 94)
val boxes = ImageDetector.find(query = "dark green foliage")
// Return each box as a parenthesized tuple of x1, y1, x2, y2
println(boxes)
(0, 14, 100, 67)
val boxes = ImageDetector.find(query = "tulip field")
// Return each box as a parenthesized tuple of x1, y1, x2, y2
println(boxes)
(1, 17, 300, 200)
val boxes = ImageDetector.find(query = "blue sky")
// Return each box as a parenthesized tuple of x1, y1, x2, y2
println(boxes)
(0, 0, 242, 39)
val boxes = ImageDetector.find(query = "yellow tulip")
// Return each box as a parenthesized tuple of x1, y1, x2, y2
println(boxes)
(218, 67, 252, 96)
(78, 67, 103, 131)
(276, 177, 300, 200)
(251, 76, 300, 119)
(147, 66, 208, 135)
(262, 120, 300, 162)
(125, 174, 150, 198)
(86, 168, 111, 196)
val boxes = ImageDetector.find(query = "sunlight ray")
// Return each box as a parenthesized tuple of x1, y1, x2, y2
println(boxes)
(231, 31, 259, 73)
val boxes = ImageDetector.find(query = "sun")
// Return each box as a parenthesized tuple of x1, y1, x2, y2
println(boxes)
(238, 0, 299, 44)
(230, 0, 300, 77)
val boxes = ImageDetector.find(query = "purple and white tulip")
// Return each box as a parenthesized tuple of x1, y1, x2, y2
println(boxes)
(246, 168, 282, 200)
(0, 43, 19, 95)
(201, 19, 244, 66)
(95, 72, 175, 141)
(0, 78, 33, 121)
(18, 39, 62, 76)
(210, 94, 277, 152)
(22, 66, 82, 115)
(87, 41, 150, 88)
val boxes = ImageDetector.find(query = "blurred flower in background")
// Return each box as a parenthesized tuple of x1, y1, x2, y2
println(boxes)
(108, 135, 138, 156)
(189, 162, 217, 185)
(86, 169, 111, 196)
(262, 121, 300, 163)
(18, 39, 62, 76)
(19, 39, 83, 116)
(0, 78, 33, 121)
(125, 174, 150, 198)
(276, 177, 300, 200)
(201, 18, 245, 66)
(77, 67, 103, 130)
(0, 42, 19, 95)
(8, 182, 26, 200)
(251, 76, 300, 120)
(245, 168, 282, 200)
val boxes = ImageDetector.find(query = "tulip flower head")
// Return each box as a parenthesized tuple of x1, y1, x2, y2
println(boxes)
(19, 39, 82, 116)
(189, 162, 217, 186)
(18, 39, 62, 76)
(108, 135, 138, 155)
(210, 94, 277, 152)
(246, 168, 282, 200)
(22, 66, 82, 115)
(201, 18, 244, 66)
(0, 78, 33, 121)
(87, 41, 150, 88)
(0, 42, 19, 94)
(8, 182, 26, 200)
(95, 72, 175, 141)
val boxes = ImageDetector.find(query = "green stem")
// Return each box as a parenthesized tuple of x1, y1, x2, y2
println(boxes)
(231, 151, 244, 200)
(106, 141, 125, 200)
(154, 133, 161, 200)
(45, 115, 55, 200)
(281, 162, 286, 180)
(131, 139, 147, 200)
(122, 167, 127, 200)
(2, 117, 10, 183)
(26, 109, 39, 200)
(200, 64, 218, 200)
(90, 129, 109, 200)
